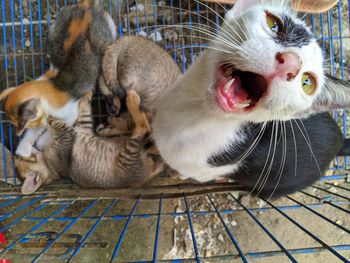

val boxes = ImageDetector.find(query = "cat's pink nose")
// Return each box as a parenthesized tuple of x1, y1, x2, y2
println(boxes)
(273, 52, 302, 81)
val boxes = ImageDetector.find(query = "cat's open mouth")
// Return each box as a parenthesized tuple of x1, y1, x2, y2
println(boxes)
(215, 64, 268, 112)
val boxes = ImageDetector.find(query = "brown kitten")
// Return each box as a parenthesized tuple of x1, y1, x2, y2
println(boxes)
(98, 36, 180, 136)
(16, 90, 163, 194)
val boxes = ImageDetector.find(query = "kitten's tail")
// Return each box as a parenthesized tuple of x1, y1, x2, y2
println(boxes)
(337, 138, 350, 156)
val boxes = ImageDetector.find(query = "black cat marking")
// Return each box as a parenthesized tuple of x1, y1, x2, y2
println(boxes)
(208, 113, 344, 197)
(276, 15, 312, 48)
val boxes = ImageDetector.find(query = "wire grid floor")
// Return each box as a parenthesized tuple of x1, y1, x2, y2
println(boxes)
(0, 0, 350, 262)
(0, 177, 349, 262)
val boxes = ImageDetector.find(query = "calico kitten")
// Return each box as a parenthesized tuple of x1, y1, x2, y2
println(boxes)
(153, 0, 350, 197)
(0, 0, 115, 158)
(16, 90, 163, 194)
(98, 36, 180, 136)
(15, 91, 94, 194)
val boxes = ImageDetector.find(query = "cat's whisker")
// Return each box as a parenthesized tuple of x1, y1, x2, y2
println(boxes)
(191, 0, 249, 44)
(291, 117, 322, 177)
(257, 117, 280, 198)
(164, 23, 247, 54)
(140, 3, 248, 52)
(267, 120, 287, 201)
(294, 115, 312, 146)
(119, 3, 250, 56)
(287, 116, 298, 178)
(247, 116, 277, 201)
(166, 44, 236, 57)
(238, 122, 269, 204)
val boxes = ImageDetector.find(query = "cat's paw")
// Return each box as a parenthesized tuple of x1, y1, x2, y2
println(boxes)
(81, 91, 93, 103)
(47, 117, 65, 130)
(126, 90, 141, 110)
(126, 90, 151, 135)
(96, 123, 128, 137)
(15, 142, 33, 158)
(96, 123, 108, 136)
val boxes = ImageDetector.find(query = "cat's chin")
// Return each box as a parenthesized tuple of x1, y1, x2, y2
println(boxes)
(214, 64, 268, 114)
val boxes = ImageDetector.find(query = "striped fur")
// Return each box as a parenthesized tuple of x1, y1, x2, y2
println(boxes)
(16, 91, 163, 194)
(98, 36, 180, 136)
(2, 0, 116, 158)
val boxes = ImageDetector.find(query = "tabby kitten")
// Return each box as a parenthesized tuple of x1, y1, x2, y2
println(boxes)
(16, 90, 163, 194)
(98, 36, 180, 136)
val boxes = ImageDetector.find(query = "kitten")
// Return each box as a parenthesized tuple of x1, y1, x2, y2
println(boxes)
(16, 90, 163, 195)
(0, 0, 115, 158)
(98, 36, 180, 136)
(152, 0, 350, 197)
(15, 91, 94, 194)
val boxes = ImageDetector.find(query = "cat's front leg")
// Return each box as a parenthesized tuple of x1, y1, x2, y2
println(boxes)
(35, 130, 51, 150)
(16, 127, 46, 158)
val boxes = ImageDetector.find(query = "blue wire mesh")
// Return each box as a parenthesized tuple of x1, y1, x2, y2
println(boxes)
(0, 0, 349, 262)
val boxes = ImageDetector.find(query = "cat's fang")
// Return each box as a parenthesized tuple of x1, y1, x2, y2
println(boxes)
(235, 103, 250, 109)
(224, 78, 235, 94)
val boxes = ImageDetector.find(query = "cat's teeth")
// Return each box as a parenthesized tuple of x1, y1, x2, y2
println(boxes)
(236, 103, 250, 109)
(224, 79, 235, 94)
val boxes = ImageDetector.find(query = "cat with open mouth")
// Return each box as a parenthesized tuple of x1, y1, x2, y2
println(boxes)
(153, 0, 350, 197)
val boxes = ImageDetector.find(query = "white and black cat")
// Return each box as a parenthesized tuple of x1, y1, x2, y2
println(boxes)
(153, 0, 350, 197)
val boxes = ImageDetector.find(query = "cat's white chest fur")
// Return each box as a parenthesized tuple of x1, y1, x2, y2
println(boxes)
(41, 99, 79, 125)
(16, 99, 79, 157)
(154, 116, 243, 182)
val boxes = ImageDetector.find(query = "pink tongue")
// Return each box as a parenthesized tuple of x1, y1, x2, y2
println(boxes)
(221, 76, 248, 104)
(232, 76, 249, 103)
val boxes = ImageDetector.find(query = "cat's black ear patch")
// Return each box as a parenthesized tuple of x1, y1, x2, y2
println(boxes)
(17, 98, 40, 135)
(312, 74, 350, 112)
(276, 15, 312, 48)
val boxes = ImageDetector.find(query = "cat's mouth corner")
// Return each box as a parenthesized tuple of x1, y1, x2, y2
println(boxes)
(215, 64, 268, 112)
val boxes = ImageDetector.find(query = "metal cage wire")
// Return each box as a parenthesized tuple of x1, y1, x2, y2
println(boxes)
(0, 0, 349, 262)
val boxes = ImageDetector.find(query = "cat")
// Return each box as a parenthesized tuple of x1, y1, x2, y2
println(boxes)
(15, 91, 95, 194)
(152, 0, 350, 197)
(0, 0, 115, 158)
(16, 90, 163, 195)
(98, 36, 181, 136)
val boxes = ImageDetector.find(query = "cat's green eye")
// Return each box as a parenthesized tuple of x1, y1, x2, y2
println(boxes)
(301, 73, 317, 95)
(265, 12, 283, 34)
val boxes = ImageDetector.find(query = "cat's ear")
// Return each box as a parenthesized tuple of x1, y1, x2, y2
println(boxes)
(311, 74, 350, 112)
(226, 0, 261, 18)
(21, 171, 42, 195)
(17, 98, 43, 136)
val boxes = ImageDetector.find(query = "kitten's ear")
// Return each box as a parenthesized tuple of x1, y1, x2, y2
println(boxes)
(312, 74, 350, 112)
(17, 98, 43, 136)
(21, 172, 42, 195)
(226, 0, 261, 18)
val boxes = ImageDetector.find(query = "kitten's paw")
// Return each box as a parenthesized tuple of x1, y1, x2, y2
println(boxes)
(15, 142, 33, 158)
(96, 124, 109, 136)
(82, 91, 93, 103)
(17, 153, 37, 163)
(127, 90, 151, 135)
(96, 123, 129, 137)
(126, 90, 141, 110)
(47, 118, 65, 130)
